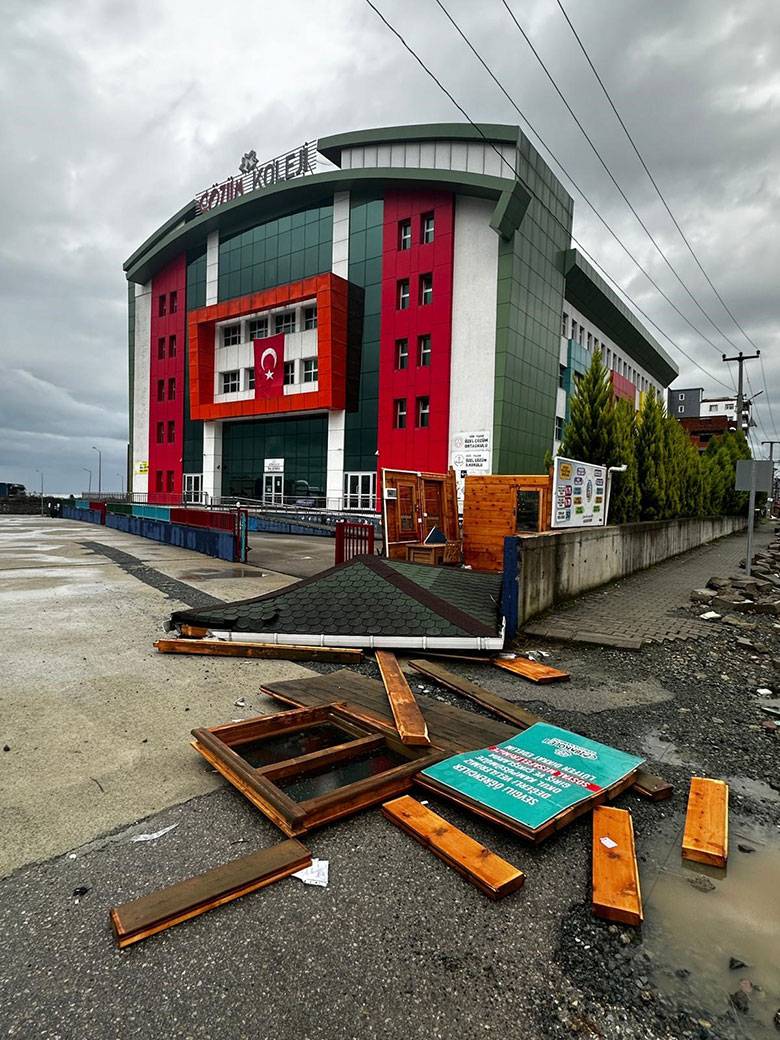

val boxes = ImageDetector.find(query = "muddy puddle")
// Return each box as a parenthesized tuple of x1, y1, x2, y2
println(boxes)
(179, 567, 259, 580)
(640, 728, 701, 770)
(642, 817, 780, 1037)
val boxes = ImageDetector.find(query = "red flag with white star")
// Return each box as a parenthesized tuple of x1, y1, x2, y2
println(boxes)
(253, 333, 285, 398)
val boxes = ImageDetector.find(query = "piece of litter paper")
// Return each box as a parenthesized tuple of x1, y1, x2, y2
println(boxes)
(293, 858, 329, 887)
(599, 836, 618, 850)
(234, 697, 247, 708)
(131, 823, 178, 843)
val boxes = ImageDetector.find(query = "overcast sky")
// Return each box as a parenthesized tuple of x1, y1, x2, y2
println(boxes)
(1, 0, 778, 494)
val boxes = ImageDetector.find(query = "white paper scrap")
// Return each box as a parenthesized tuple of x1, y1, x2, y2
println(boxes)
(293, 858, 329, 887)
(234, 697, 247, 708)
(700, 611, 722, 620)
(757, 687, 773, 697)
(131, 823, 178, 843)
(599, 836, 618, 850)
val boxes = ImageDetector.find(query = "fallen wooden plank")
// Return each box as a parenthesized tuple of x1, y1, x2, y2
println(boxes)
(492, 657, 571, 684)
(682, 777, 729, 868)
(632, 769, 673, 802)
(154, 638, 363, 664)
(592, 806, 643, 927)
(375, 651, 430, 746)
(382, 795, 525, 900)
(110, 839, 311, 948)
(180, 624, 210, 639)
(409, 659, 541, 729)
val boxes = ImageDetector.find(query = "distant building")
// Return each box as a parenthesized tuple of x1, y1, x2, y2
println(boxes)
(679, 415, 733, 452)
(668, 387, 702, 418)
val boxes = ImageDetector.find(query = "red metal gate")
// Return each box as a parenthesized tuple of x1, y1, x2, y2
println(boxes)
(335, 521, 375, 565)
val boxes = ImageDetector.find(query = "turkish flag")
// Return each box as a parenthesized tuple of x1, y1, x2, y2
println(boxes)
(253, 333, 285, 399)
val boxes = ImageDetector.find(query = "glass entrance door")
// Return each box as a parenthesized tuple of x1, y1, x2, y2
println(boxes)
(263, 473, 283, 505)
(183, 473, 203, 504)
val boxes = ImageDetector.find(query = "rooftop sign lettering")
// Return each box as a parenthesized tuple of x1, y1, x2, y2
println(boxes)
(195, 142, 318, 215)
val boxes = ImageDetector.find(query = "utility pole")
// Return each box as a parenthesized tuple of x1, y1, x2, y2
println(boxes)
(91, 446, 102, 497)
(722, 351, 760, 433)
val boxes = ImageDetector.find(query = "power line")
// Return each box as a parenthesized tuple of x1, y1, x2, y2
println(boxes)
(553, 0, 774, 426)
(363, 0, 735, 394)
(498, 0, 747, 361)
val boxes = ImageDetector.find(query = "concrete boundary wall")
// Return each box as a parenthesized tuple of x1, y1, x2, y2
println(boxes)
(512, 515, 747, 624)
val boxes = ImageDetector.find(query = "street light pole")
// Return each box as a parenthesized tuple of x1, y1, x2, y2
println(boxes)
(116, 473, 125, 495)
(81, 467, 92, 494)
(91, 446, 102, 497)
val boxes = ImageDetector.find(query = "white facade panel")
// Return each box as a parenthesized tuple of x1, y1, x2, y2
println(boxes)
(449, 196, 499, 481)
(332, 190, 350, 279)
(202, 421, 223, 502)
(339, 140, 517, 182)
(131, 282, 152, 494)
(404, 142, 421, 168)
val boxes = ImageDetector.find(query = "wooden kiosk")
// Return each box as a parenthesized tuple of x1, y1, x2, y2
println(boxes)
(462, 474, 552, 572)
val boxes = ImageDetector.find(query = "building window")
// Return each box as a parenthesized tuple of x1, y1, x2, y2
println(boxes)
(155, 471, 164, 492)
(416, 396, 430, 428)
(421, 212, 434, 244)
(222, 324, 241, 347)
(284, 361, 295, 385)
(709, 403, 718, 412)
(248, 317, 268, 340)
(571, 321, 577, 342)
(166, 471, 175, 493)
(397, 279, 410, 310)
(417, 334, 431, 367)
(274, 311, 296, 335)
(587, 332, 592, 350)
(398, 220, 411, 251)
(303, 306, 318, 331)
(168, 377, 176, 400)
(167, 420, 175, 443)
(678, 405, 685, 414)
(221, 370, 240, 393)
(343, 472, 377, 510)
(169, 335, 176, 358)
(156, 421, 164, 444)
(561, 312, 568, 337)
(302, 357, 318, 383)
(246, 367, 255, 391)
(394, 398, 407, 429)
(678, 393, 685, 402)
(555, 416, 565, 440)
(419, 274, 433, 306)
(169, 291, 178, 314)
(157, 337, 166, 360)
(158, 295, 166, 317)
(157, 379, 165, 402)
(395, 338, 409, 370)
(559, 365, 566, 389)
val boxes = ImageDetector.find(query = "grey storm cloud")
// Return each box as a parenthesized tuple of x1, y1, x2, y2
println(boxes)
(0, 0, 778, 493)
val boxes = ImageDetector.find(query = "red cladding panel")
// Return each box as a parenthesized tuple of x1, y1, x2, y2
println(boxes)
(148, 254, 186, 503)
(377, 191, 455, 475)
(611, 371, 637, 404)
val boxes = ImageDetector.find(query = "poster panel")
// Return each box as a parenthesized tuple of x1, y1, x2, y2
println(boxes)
(421, 723, 643, 834)
(551, 455, 607, 528)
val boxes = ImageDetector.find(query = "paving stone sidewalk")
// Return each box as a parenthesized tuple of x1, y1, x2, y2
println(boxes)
(522, 525, 773, 648)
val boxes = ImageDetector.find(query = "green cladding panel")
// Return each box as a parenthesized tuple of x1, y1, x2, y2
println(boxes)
(127, 283, 135, 491)
(184, 247, 207, 472)
(221, 415, 327, 499)
(218, 204, 333, 301)
(344, 193, 384, 472)
(492, 134, 573, 474)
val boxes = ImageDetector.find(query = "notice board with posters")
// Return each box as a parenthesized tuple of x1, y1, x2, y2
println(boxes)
(418, 723, 643, 842)
(551, 456, 607, 528)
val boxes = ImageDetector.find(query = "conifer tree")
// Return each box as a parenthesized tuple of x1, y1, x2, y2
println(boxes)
(636, 392, 666, 520)
(607, 399, 640, 523)
(560, 349, 615, 465)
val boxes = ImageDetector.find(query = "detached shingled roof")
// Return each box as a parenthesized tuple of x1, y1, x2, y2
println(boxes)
(171, 557, 502, 639)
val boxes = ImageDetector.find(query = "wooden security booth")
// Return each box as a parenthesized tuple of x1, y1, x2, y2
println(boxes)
(462, 474, 552, 572)
(382, 468, 461, 564)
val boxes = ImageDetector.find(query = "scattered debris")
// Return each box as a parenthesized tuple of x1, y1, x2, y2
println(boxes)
(682, 778, 728, 869)
(592, 806, 643, 926)
(737, 843, 756, 854)
(72, 885, 91, 898)
(130, 823, 178, 844)
(492, 656, 571, 683)
(729, 989, 749, 1014)
(687, 875, 716, 893)
(729, 956, 747, 970)
(292, 858, 329, 887)
(375, 650, 430, 746)
(699, 610, 722, 621)
(155, 638, 363, 663)
(234, 697, 247, 708)
(3, 744, 10, 752)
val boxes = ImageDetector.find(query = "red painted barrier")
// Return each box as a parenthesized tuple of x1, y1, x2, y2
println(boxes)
(88, 501, 107, 523)
(335, 521, 375, 565)
(170, 508, 236, 533)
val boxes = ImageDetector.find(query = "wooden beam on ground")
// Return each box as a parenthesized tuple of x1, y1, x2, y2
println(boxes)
(632, 769, 673, 802)
(382, 795, 525, 900)
(179, 624, 210, 639)
(154, 638, 363, 664)
(592, 806, 643, 927)
(682, 777, 728, 868)
(409, 659, 541, 730)
(375, 651, 430, 746)
(492, 656, 570, 684)
(110, 839, 311, 948)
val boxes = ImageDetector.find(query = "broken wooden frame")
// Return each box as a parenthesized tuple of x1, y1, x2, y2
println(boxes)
(191, 702, 445, 836)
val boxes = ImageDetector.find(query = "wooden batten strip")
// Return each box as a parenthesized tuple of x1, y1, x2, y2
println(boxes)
(110, 839, 311, 948)
(155, 638, 363, 663)
(375, 651, 430, 746)
(591, 806, 643, 927)
(382, 795, 525, 900)
(681, 777, 729, 868)
(492, 657, 571, 684)
(409, 659, 541, 729)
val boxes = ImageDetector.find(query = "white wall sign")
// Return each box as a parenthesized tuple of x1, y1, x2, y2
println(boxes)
(264, 458, 284, 474)
(551, 455, 607, 528)
(451, 430, 491, 475)
(194, 142, 318, 214)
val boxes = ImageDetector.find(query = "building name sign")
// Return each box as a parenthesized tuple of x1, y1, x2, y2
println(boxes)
(195, 142, 318, 215)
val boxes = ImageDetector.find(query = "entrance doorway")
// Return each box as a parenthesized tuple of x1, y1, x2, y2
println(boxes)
(263, 473, 284, 505)
(183, 473, 203, 504)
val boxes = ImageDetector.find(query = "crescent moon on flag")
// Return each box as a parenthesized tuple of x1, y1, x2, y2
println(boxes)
(260, 347, 278, 374)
